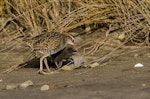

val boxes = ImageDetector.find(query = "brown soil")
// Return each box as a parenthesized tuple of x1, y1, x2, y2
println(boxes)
(1, 48, 150, 99)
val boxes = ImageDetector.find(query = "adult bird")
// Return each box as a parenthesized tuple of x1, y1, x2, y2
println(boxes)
(26, 31, 77, 74)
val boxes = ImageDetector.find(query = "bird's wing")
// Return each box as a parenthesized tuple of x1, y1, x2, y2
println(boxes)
(32, 32, 67, 53)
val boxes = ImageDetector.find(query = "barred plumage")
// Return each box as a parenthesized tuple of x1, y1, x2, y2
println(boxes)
(28, 32, 67, 54)
(27, 31, 76, 74)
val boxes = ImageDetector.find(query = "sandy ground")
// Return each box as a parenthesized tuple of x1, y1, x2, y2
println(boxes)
(1, 48, 150, 99)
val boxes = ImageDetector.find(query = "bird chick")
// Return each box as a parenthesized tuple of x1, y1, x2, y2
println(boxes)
(52, 45, 78, 69)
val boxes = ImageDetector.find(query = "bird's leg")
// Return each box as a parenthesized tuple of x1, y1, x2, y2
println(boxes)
(55, 61, 62, 70)
(43, 57, 51, 72)
(39, 54, 52, 75)
(44, 57, 59, 74)
(39, 54, 59, 75)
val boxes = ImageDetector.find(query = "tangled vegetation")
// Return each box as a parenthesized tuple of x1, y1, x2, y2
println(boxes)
(0, 0, 150, 71)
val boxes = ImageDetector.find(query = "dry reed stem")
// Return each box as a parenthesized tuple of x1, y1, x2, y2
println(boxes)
(83, 24, 112, 55)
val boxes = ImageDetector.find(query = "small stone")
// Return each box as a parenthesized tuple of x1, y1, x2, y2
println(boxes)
(5, 84, 18, 90)
(118, 33, 125, 41)
(19, 80, 34, 89)
(134, 63, 144, 67)
(90, 63, 99, 68)
(0, 79, 3, 82)
(61, 65, 74, 71)
(134, 54, 139, 57)
(142, 83, 146, 87)
(85, 25, 91, 33)
(40, 85, 49, 91)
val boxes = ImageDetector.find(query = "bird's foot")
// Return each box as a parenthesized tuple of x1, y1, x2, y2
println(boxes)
(38, 70, 59, 75)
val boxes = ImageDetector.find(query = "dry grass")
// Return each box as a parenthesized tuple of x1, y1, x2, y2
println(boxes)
(0, 0, 149, 43)
(1, 0, 114, 36)
(0, 0, 150, 70)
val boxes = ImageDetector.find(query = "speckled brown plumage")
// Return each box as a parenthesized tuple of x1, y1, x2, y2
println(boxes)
(27, 31, 76, 74)
(27, 32, 67, 55)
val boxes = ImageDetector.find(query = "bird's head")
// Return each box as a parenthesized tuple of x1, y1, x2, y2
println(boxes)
(65, 45, 78, 55)
(63, 33, 77, 51)
(54, 45, 78, 62)
(53, 45, 78, 69)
